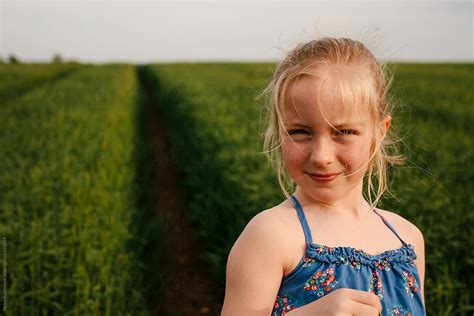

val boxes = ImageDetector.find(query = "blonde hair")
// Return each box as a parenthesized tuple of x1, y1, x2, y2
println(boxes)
(258, 37, 404, 207)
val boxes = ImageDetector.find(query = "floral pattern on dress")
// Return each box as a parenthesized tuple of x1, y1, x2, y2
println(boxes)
(303, 246, 362, 269)
(338, 249, 365, 269)
(368, 269, 384, 300)
(402, 270, 419, 298)
(302, 246, 334, 267)
(302, 254, 317, 268)
(303, 267, 338, 297)
(315, 244, 335, 255)
(273, 293, 298, 315)
(374, 257, 392, 271)
(386, 304, 412, 316)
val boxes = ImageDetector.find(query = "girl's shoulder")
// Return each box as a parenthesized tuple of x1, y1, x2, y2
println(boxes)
(374, 208, 425, 247)
(245, 202, 298, 239)
(249, 197, 299, 226)
(243, 201, 303, 252)
(227, 203, 299, 278)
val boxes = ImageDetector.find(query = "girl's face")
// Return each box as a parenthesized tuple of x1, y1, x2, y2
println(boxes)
(281, 74, 385, 204)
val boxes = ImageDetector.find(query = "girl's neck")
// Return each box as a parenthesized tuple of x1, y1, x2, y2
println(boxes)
(293, 186, 373, 221)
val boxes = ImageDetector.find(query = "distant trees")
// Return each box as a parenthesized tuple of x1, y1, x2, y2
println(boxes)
(1, 53, 68, 64)
(52, 53, 63, 63)
(8, 55, 20, 64)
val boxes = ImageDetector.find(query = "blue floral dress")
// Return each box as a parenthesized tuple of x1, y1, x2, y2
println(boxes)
(272, 195, 426, 316)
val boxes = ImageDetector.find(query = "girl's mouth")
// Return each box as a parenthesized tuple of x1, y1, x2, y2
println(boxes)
(307, 172, 341, 183)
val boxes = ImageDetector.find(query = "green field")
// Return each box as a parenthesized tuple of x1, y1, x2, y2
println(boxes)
(1, 62, 472, 315)
(1, 64, 164, 315)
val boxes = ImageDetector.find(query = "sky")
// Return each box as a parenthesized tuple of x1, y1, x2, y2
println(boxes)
(1, 0, 472, 63)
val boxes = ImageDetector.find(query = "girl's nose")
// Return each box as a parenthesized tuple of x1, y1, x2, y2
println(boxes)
(310, 137, 335, 167)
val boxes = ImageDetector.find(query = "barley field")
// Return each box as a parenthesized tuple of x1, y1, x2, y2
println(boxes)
(1, 62, 472, 315)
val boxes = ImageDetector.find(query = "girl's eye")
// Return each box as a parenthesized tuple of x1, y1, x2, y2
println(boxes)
(288, 129, 309, 135)
(335, 129, 358, 136)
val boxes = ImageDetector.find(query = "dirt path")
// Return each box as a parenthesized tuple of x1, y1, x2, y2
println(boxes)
(139, 70, 224, 316)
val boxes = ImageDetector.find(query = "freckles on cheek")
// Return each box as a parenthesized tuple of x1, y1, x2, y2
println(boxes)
(344, 146, 371, 169)
(282, 143, 307, 169)
(336, 143, 368, 168)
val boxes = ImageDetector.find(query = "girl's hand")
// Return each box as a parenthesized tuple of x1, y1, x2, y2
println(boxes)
(286, 288, 382, 316)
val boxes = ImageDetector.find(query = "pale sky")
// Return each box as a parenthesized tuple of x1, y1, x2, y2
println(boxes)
(1, 0, 472, 63)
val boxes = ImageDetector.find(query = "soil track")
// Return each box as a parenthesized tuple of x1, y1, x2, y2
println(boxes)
(138, 69, 224, 316)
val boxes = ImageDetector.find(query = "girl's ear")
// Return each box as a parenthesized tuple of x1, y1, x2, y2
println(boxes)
(381, 115, 392, 139)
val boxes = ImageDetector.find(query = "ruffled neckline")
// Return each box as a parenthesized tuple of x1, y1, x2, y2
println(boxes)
(306, 241, 417, 268)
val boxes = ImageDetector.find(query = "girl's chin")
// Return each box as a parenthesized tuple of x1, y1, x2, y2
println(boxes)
(297, 182, 360, 200)
(300, 185, 344, 195)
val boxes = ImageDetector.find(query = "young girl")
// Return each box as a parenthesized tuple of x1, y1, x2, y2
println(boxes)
(221, 37, 426, 315)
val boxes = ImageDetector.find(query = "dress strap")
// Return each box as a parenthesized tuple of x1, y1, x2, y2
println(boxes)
(289, 195, 313, 245)
(372, 208, 408, 246)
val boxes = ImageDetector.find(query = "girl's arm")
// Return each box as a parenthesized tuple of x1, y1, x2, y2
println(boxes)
(220, 210, 287, 316)
(413, 225, 425, 305)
